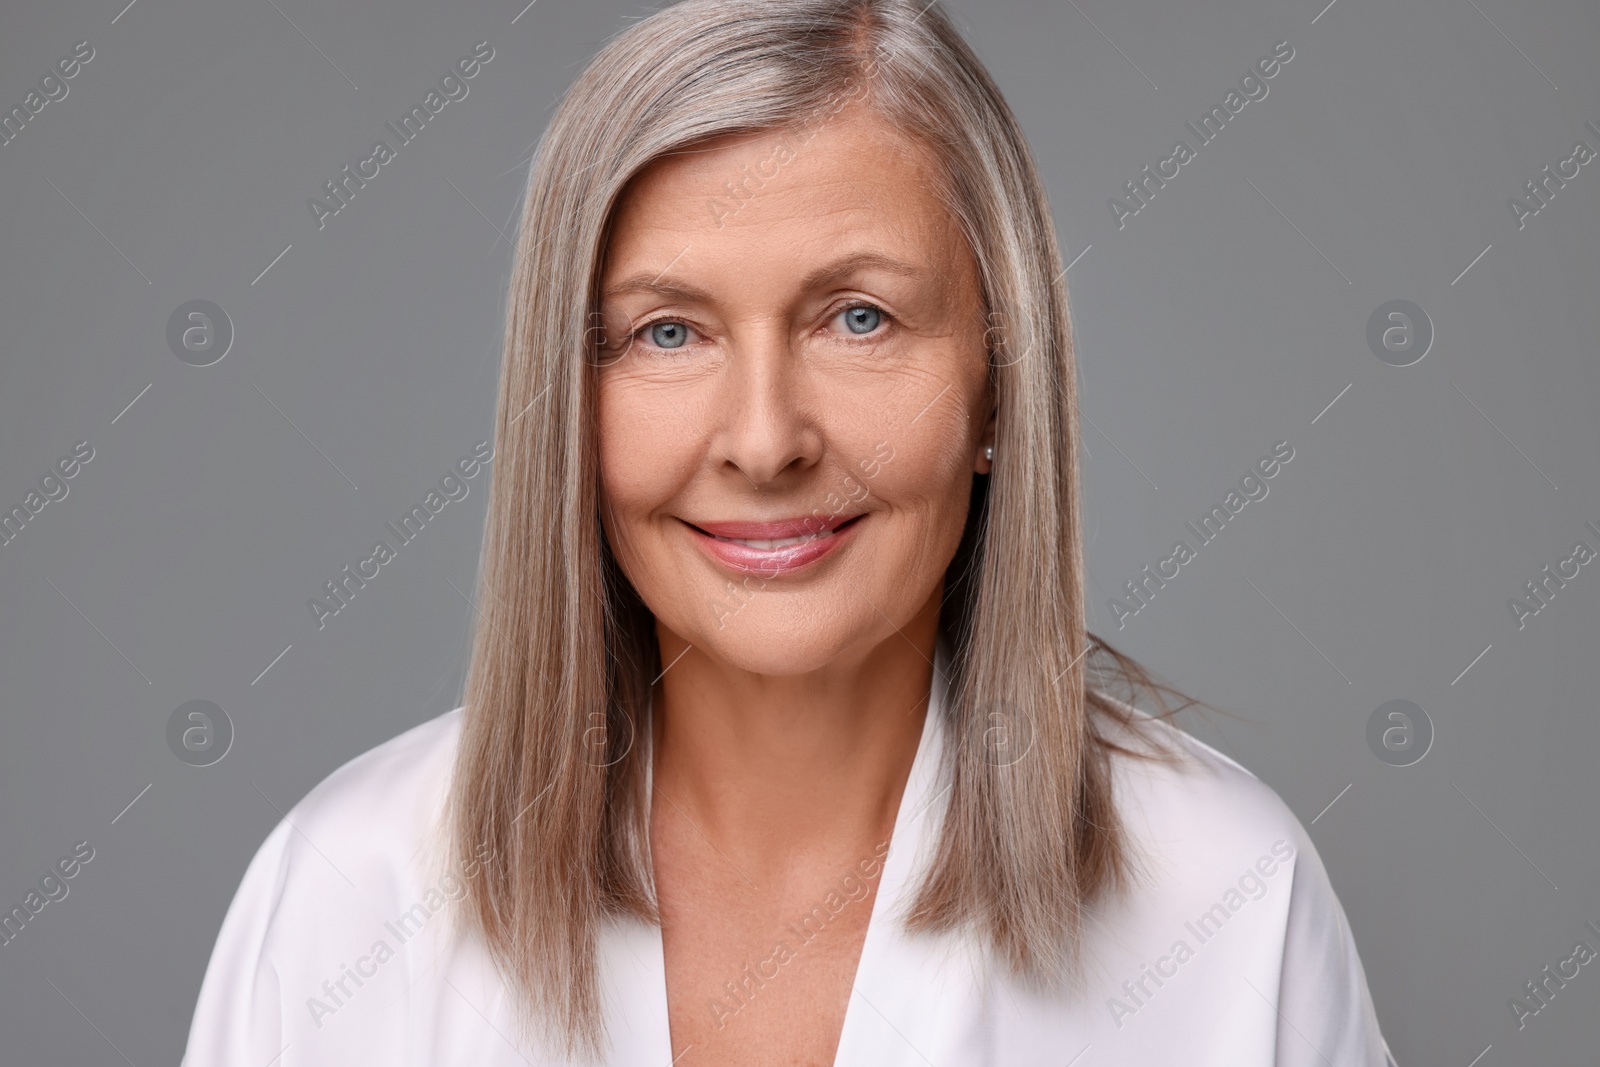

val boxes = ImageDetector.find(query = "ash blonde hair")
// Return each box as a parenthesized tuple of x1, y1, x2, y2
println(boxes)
(448, 0, 1201, 1059)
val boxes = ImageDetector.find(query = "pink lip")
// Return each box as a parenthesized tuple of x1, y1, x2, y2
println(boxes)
(684, 513, 864, 575)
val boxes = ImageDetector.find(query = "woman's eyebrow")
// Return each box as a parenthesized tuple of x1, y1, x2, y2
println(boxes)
(600, 273, 711, 302)
(795, 250, 928, 290)
(600, 251, 928, 302)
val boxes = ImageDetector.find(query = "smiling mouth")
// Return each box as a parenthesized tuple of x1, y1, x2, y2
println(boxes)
(681, 513, 865, 573)
(695, 514, 863, 549)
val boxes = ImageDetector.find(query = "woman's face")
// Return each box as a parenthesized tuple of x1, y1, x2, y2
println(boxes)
(596, 103, 994, 676)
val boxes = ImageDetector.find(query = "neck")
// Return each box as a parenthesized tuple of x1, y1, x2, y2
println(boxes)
(648, 593, 939, 882)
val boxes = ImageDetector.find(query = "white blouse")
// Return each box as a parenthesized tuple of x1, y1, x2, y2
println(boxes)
(184, 646, 1393, 1065)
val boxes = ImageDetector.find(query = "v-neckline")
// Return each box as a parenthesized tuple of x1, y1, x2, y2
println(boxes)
(613, 642, 954, 1067)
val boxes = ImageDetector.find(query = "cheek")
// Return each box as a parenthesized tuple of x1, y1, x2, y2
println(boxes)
(890, 449, 972, 540)
(829, 354, 985, 524)
(851, 400, 977, 548)
(597, 381, 691, 548)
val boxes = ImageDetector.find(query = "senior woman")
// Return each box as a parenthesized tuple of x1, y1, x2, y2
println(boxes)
(184, 0, 1390, 1063)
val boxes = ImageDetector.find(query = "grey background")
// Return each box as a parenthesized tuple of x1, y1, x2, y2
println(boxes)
(1, 0, 1596, 1062)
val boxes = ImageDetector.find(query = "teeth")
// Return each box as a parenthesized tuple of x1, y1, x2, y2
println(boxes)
(714, 530, 829, 550)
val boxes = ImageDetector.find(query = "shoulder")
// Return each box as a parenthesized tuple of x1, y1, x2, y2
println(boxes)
(248, 707, 469, 932)
(1093, 697, 1305, 866)
(287, 707, 465, 840)
(1075, 705, 1389, 1057)
(1088, 695, 1326, 942)
(185, 708, 472, 1062)
(281, 707, 465, 879)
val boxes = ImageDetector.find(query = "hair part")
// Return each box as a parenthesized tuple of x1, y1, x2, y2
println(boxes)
(446, 0, 1216, 1059)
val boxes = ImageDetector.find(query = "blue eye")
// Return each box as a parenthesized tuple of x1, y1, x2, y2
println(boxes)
(841, 305, 882, 335)
(649, 321, 689, 349)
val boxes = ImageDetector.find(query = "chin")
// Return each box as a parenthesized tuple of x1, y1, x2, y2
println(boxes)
(687, 607, 870, 678)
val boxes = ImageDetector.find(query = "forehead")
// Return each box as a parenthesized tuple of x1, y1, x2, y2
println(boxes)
(601, 104, 966, 279)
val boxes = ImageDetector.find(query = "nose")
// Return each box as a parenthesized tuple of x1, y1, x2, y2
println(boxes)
(706, 325, 823, 486)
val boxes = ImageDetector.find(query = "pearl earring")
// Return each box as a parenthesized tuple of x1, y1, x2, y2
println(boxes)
(983, 444, 994, 463)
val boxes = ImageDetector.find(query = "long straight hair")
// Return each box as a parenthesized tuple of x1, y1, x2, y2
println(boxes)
(447, 0, 1206, 1059)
